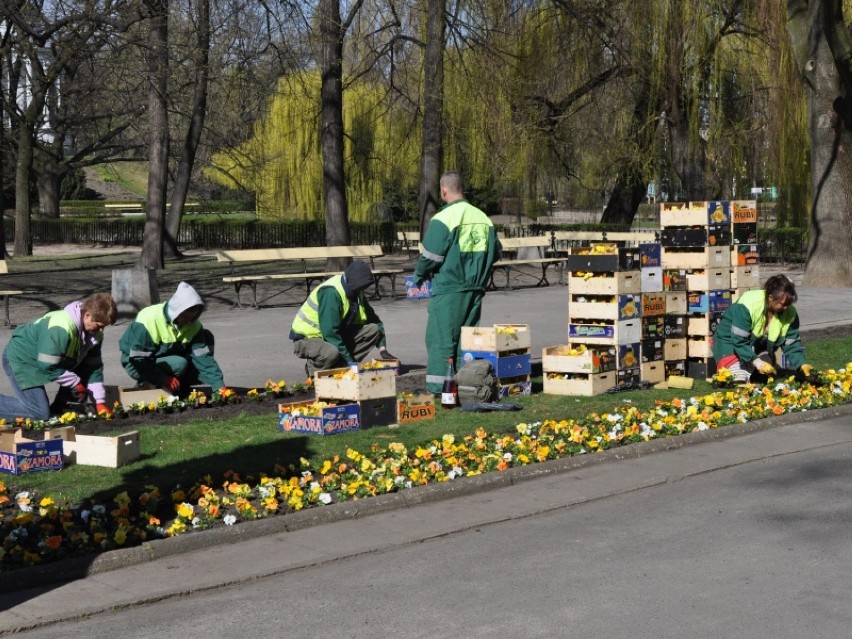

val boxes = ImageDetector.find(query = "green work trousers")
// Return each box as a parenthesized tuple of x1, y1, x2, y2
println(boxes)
(293, 323, 382, 373)
(424, 290, 484, 393)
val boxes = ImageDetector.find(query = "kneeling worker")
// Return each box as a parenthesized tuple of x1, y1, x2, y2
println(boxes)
(290, 260, 396, 374)
(712, 274, 813, 383)
(119, 282, 225, 396)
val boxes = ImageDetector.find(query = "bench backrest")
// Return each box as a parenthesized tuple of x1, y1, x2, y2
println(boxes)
(217, 245, 383, 263)
(499, 236, 551, 250)
(551, 231, 658, 246)
(397, 231, 421, 242)
(0, 260, 7, 275)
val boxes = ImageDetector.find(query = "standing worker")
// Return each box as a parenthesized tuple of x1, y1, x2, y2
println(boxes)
(413, 171, 502, 394)
(290, 260, 396, 375)
(0, 293, 117, 422)
(119, 282, 225, 396)
(712, 274, 813, 383)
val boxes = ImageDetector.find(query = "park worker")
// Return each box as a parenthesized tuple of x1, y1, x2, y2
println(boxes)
(0, 292, 118, 422)
(119, 281, 225, 396)
(712, 273, 812, 383)
(290, 259, 396, 375)
(413, 170, 502, 394)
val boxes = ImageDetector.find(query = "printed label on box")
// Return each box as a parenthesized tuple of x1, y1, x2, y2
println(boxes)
(404, 276, 432, 299)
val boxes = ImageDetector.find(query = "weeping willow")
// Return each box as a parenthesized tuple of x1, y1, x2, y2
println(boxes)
(206, 72, 422, 221)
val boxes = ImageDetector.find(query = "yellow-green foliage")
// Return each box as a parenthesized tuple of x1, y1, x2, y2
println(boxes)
(206, 73, 421, 221)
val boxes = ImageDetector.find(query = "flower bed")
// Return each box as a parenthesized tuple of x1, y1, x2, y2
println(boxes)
(2, 366, 852, 571)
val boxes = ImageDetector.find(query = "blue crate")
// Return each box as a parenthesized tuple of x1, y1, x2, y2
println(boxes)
(461, 350, 532, 379)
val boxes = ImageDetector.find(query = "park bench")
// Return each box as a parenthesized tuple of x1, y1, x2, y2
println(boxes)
(216, 245, 404, 308)
(551, 230, 659, 252)
(104, 202, 144, 215)
(489, 236, 568, 289)
(396, 230, 422, 258)
(0, 260, 23, 327)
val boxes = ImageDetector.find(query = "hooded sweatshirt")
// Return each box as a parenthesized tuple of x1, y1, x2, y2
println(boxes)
(118, 282, 224, 388)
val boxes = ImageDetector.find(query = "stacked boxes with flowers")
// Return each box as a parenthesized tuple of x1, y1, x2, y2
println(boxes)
(660, 201, 736, 380)
(543, 243, 641, 395)
(730, 200, 761, 298)
(461, 324, 532, 397)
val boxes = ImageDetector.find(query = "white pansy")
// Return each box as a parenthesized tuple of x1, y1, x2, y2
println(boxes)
(92, 504, 106, 515)
(223, 514, 237, 526)
(696, 422, 708, 430)
(318, 493, 332, 505)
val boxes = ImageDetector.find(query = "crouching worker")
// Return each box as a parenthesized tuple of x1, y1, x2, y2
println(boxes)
(119, 282, 225, 397)
(0, 293, 117, 422)
(290, 260, 396, 375)
(712, 274, 813, 383)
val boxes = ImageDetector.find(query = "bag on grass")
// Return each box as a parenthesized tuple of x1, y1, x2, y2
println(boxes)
(456, 359, 499, 405)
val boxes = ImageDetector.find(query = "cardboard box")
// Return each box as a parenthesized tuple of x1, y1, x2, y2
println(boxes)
(641, 361, 666, 383)
(279, 401, 361, 436)
(640, 267, 663, 292)
(665, 291, 688, 315)
(617, 343, 641, 369)
(404, 276, 432, 299)
(396, 392, 436, 424)
(665, 360, 687, 377)
(663, 269, 689, 291)
(358, 397, 398, 428)
(541, 344, 616, 374)
(568, 271, 641, 295)
(732, 244, 759, 266)
(663, 315, 687, 338)
(568, 293, 641, 321)
(641, 292, 666, 317)
(687, 337, 713, 358)
(461, 350, 532, 379)
(0, 429, 64, 475)
(661, 246, 728, 270)
(639, 243, 662, 268)
(568, 319, 641, 345)
(687, 290, 733, 314)
(498, 376, 532, 398)
(542, 370, 616, 396)
(732, 223, 758, 245)
(686, 268, 731, 291)
(460, 324, 531, 353)
(119, 386, 172, 406)
(641, 316, 665, 339)
(731, 200, 758, 224)
(687, 312, 723, 336)
(731, 266, 760, 289)
(617, 367, 641, 386)
(567, 245, 640, 271)
(687, 357, 718, 380)
(664, 338, 687, 360)
(44, 426, 140, 468)
(314, 367, 396, 401)
(641, 338, 665, 362)
(660, 225, 731, 248)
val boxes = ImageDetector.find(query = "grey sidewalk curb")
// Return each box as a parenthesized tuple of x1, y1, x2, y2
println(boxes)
(6, 401, 852, 593)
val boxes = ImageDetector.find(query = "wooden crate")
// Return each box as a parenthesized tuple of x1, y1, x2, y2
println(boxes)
(568, 294, 641, 321)
(641, 267, 663, 292)
(661, 246, 728, 270)
(640, 361, 666, 383)
(664, 338, 687, 360)
(731, 266, 760, 289)
(687, 337, 713, 358)
(568, 319, 641, 345)
(568, 271, 641, 295)
(685, 269, 731, 291)
(665, 292, 688, 315)
(44, 426, 140, 468)
(687, 312, 723, 336)
(314, 367, 396, 401)
(542, 344, 616, 374)
(543, 370, 616, 396)
(460, 324, 531, 353)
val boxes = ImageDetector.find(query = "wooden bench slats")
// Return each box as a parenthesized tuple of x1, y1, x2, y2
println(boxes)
(0, 260, 23, 327)
(216, 245, 402, 308)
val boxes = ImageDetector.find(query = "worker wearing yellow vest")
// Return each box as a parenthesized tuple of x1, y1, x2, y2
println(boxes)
(413, 171, 502, 394)
(290, 260, 395, 375)
(712, 274, 812, 383)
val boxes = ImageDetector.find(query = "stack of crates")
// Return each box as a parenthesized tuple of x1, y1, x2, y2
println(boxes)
(730, 200, 761, 299)
(660, 201, 737, 380)
(542, 243, 641, 396)
(460, 324, 532, 397)
(638, 242, 667, 384)
(312, 364, 399, 428)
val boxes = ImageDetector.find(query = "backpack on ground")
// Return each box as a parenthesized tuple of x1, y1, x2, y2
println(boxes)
(456, 359, 499, 405)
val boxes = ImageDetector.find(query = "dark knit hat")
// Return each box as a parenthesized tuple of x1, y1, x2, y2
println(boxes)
(343, 260, 374, 292)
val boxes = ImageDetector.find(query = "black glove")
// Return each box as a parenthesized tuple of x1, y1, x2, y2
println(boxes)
(379, 349, 397, 360)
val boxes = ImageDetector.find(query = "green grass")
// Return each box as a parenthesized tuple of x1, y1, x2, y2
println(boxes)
(9, 333, 852, 505)
(94, 162, 149, 198)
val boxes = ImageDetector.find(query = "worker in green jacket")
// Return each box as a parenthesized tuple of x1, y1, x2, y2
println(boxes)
(119, 282, 225, 396)
(413, 171, 502, 393)
(712, 274, 811, 383)
(290, 260, 396, 375)
(0, 293, 117, 422)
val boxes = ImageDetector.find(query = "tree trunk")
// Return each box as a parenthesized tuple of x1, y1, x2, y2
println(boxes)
(164, 0, 210, 260)
(418, 0, 445, 238)
(787, 0, 852, 286)
(318, 0, 351, 272)
(140, 0, 170, 270)
(13, 126, 33, 257)
(36, 164, 62, 218)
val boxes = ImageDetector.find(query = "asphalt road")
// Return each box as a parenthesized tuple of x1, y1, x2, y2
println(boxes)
(4, 412, 852, 638)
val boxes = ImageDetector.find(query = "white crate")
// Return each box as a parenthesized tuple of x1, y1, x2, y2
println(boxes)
(661, 247, 728, 270)
(314, 367, 396, 401)
(664, 338, 688, 360)
(542, 344, 615, 374)
(542, 370, 616, 396)
(665, 292, 688, 315)
(568, 271, 641, 295)
(460, 324, 531, 353)
(44, 426, 141, 468)
(568, 319, 641, 345)
(687, 337, 713, 358)
(731, 266, 760, 288)
(641, 267, 663, 292)
(685, 268, 731, 291)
